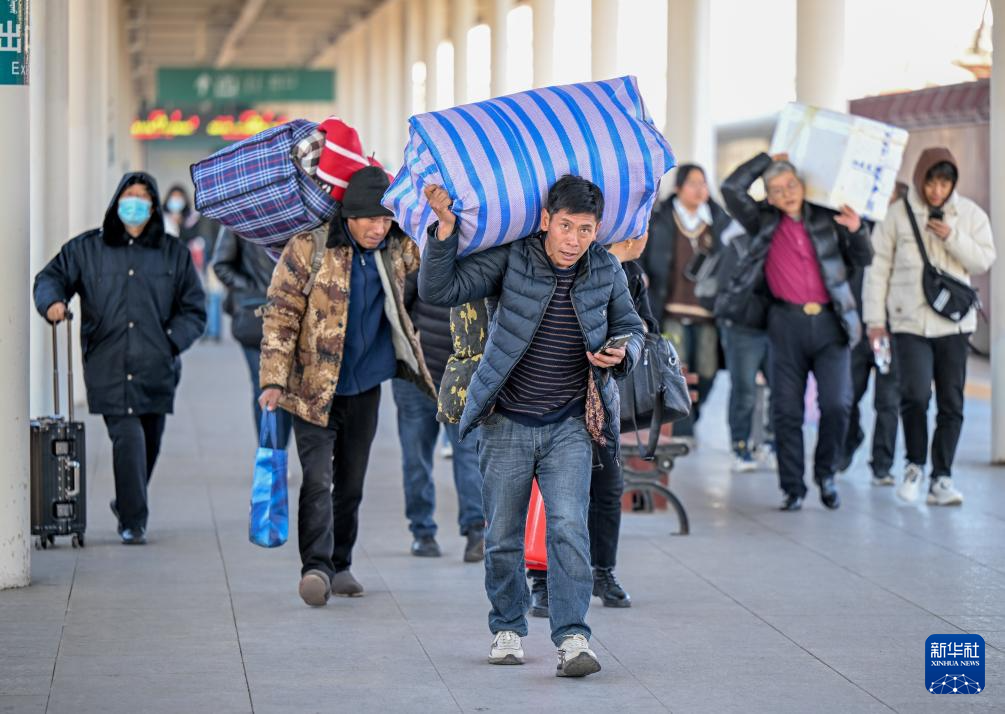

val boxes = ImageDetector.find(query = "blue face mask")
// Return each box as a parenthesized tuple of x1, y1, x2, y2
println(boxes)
(166, 196, 186, 214)
(118, 196, 152, 227)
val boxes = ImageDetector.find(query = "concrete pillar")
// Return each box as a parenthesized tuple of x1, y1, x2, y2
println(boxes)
(333, 35, 350, 118)
(795, 0, 846, 111)
(67, 0, 111, 403)
(383, 0, 406, 166)
(108, 0, 137, 181)
(351, 27, 368, 131)
(66, 1, 92, 237)
(425, 0, 448, 109)
(990, 0, 1005, 463)
(68, 0, 112, 237)
(0, 0, 31, 590)
(488, 0, 511, 96)
(531, 0, 555, 87)
(29, 0, 71, 418)
(666, 0, 715, 186)
(367, 14, 385, 158)
(339, 32, 352, 122)
(590, 0, 618, 81)
(404, 0, 425, 114)
(451, 0, 475, 105)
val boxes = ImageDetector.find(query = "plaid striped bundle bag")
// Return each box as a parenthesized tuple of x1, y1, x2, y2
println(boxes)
(191, 119, 338, 245)
(383, 76, 675, 256)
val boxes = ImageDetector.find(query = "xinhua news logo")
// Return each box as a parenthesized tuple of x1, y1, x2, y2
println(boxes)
(926, 634, 985, 694)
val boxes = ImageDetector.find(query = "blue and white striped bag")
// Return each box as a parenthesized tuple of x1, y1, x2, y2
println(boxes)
(382, 76, 675, 256)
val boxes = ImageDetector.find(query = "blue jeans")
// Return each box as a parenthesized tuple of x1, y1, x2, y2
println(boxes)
(242, 347, 292, 450)
(479, 412, 593, 646)
(721, 324, 773, 447)
(391, 379, 484, 537)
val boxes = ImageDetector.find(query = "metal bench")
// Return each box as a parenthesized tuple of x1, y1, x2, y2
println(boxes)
(621, 426, 691, 535)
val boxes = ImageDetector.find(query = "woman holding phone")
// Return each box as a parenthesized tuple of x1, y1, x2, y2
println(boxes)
(863, 148, 995, 506)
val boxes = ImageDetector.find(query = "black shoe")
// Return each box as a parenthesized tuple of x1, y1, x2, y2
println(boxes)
(593, 568, 631, 608)
(780, 493, 804, 511)
(529, 575, 549, 618)
(837, 432, 863, 473)
(463, 526, 485, 563)
(120, 528, 146, 545)
(819, 477, 841, 510)
(411, 535, 442, 557)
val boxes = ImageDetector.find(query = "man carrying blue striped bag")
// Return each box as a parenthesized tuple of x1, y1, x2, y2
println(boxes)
(419, 176, 645, 678)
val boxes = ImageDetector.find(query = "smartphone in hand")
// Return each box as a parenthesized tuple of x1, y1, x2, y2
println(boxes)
(599, 333, 631, 355)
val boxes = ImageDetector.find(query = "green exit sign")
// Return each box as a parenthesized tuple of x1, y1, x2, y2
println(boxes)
(0, 0, 27, 85)
(157, 67, 335, 104)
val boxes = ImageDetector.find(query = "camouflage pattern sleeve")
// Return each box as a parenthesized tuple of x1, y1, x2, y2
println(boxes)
(259, 234, 313, 390)
(400, 235, 421, 275)
(436, 300, 488, 424)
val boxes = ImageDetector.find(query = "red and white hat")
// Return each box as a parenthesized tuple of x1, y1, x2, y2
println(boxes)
(316, 117, 392, 202)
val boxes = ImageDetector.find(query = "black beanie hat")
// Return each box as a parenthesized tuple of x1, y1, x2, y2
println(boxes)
(342, 166, 394, 218)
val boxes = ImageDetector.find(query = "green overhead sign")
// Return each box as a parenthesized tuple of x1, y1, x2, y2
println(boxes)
(157, 67, 335, 104)
(0, 0, 27, 85)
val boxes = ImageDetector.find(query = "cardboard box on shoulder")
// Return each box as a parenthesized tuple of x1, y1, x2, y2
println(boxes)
(769, 102, 908, 222)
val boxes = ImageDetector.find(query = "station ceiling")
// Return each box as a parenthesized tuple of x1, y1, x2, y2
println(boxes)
(124, 0, 385, 102)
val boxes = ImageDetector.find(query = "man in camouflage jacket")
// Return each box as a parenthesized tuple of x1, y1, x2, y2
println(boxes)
(259, 167, 435, 606)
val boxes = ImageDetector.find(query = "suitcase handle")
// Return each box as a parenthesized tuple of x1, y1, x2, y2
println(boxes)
(50, 312, 75, 421)
(65, 459, 81, 497)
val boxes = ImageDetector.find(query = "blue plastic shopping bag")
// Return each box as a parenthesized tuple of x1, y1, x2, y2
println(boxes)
(249, 410, 289, 548)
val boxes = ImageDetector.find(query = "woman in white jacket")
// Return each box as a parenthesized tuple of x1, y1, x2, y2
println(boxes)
(863, 148, 996, 506)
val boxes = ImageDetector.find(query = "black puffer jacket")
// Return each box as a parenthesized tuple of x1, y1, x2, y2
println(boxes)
(716, 153, 873, 345)
(713, 229, 756, 326)
(420, 227, 645, 447)
(211, 228, 276, 297)
(642, 195, 740, 313)
(211, 228, 277, 348)
(622, 260, 658, 333)
(434, 261, 654, 427)
(33, 172, 206, 415)
(403, 272, 452, 387)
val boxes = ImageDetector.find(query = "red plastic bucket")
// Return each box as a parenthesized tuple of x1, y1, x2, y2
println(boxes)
(524, 479, 547, 569)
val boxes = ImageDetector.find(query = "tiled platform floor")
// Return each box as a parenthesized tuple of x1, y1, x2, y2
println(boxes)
(3, 338, 1003, 713)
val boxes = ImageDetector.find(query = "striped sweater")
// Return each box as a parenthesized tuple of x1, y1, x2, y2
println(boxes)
(495, 262, 588, 425)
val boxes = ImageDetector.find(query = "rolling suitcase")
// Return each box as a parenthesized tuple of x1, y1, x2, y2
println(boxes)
(30, 313, 86, 549)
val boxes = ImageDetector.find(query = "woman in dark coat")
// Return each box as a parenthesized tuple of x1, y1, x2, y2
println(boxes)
(642, 164, 742, 442)
(33, 172, 206, 544)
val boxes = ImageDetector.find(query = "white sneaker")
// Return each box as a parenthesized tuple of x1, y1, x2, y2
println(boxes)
(927, 476, 963, 506)
(896, 463, 923, 502)
(556, 634, 601, 678)
(732, 450, 756, 473)
(756, 443, 778, 471)
(488, 631, 524, 665)
(440, 442, 453, 459)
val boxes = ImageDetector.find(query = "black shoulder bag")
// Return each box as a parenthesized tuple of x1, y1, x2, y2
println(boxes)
(903, 198, 978, 323)
(617, 333, 692, 460)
